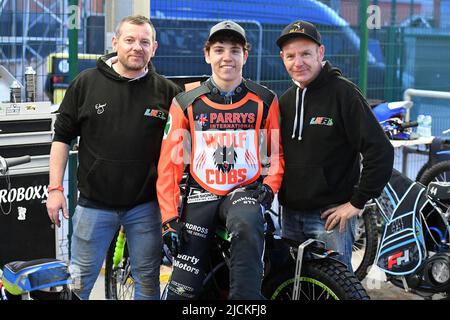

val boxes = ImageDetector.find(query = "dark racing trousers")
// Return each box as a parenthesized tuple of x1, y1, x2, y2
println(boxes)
(165, 186, 266, 300)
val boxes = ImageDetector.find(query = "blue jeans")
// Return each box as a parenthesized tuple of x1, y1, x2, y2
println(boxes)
(69, 201, 162, 300)
(281, 206, 356, 272)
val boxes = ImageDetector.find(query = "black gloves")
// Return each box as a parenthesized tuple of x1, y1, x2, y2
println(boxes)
(244, 182, 274, 210)
(162, 218, 183, 257)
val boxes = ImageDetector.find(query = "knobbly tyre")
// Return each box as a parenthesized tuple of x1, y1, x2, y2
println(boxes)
(352, 209, 379, 281)
(0, 155, 77, 300)
(418, 159, 450, 186)
(258, 211, 369, 300)
(416, 128, 450, 186)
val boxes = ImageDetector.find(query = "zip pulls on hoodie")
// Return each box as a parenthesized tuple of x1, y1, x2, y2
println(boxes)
(291, 62, 330, 140)
(292, 80, 307, 141)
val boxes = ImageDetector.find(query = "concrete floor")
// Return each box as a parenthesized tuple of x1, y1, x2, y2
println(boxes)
(359, 265, 423, 300)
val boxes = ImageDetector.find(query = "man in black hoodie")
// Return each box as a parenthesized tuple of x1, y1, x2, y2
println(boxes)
(276, 20, 393, 271)
(46, 15, 181, 299)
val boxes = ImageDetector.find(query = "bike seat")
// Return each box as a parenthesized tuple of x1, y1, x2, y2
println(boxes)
(4, 258, 60, 273)
(427, 182, 450, 201)
(2, 258, 70, 295)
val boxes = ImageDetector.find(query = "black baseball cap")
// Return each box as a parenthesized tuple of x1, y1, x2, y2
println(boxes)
(276, 20, 322, 49)
(208, 20, 247, 43)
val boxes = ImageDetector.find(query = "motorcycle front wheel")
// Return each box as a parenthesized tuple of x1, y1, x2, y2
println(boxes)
(263, 258, 370, 300)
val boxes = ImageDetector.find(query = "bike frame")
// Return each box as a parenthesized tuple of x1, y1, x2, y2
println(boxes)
(373, 173, 450, 294)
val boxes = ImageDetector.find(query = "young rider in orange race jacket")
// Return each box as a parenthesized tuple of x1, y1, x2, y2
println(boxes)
(157, 20, 284, 300)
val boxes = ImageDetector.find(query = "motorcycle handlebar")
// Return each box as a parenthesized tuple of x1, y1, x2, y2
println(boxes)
(399, 121, 418, 130)
(0, 155, 31, 174)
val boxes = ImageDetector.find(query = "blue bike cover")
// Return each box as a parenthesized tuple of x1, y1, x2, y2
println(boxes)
(376, 170, 427, 276)
(372, 102, 406, 122)
(2, 259, 70, 295)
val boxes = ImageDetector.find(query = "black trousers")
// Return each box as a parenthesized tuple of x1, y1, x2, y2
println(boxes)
(165, 186, 266, 300)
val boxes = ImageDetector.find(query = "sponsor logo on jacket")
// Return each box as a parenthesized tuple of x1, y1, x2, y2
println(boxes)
(144, 108, 167, 120)
(196, 113, 209, 127)
(186, 188, 220, 204)
(208, 112, 255, 129)
(309, 117, 333, 126)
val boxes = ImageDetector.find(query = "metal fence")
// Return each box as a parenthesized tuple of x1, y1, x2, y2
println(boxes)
(150, 0, 383, 97)
(0, 0, 104, 104)
(2, 1, 449, 102)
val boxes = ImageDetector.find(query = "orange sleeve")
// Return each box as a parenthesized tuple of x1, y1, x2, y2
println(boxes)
(157, 98, 189, 224)
(262, 96, 285, 193)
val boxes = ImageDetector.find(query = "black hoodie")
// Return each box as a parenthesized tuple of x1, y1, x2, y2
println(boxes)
(53, 52, 181, 208)
(278, 61, 394, 211)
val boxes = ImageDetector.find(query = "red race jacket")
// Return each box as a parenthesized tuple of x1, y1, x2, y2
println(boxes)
(157, 79, 284, 223)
